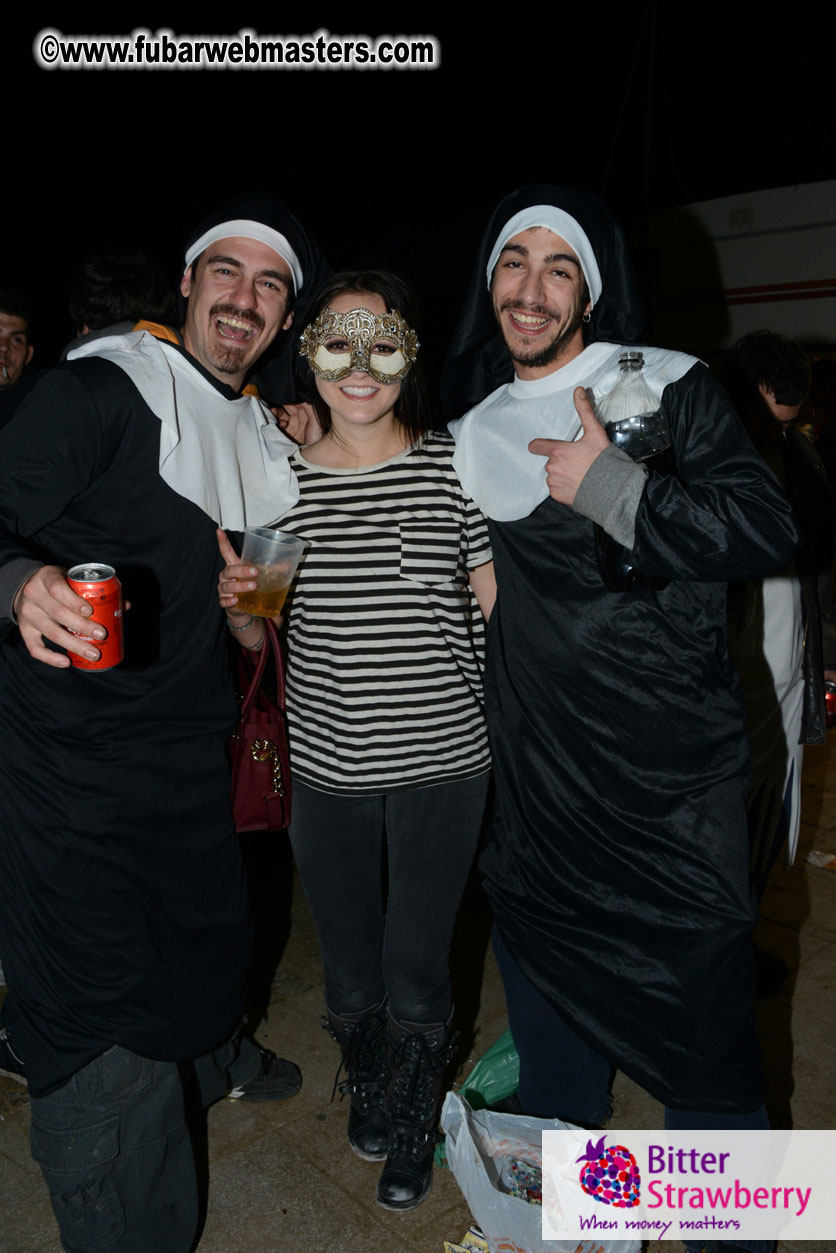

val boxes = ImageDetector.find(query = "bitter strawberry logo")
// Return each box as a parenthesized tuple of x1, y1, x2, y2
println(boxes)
(576, 1135, 641, 1207)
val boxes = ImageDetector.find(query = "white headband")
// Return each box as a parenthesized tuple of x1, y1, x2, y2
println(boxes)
(486, 205, 602, 309)
(184, 219, 303, 292)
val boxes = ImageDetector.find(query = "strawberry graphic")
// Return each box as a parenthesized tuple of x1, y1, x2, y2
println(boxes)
(576, 1135, 641, 1207)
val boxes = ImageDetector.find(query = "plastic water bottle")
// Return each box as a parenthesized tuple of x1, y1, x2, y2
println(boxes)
(595, 351, 673, 591)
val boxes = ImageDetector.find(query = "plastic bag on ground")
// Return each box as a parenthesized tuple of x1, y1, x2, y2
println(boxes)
(441, 1091, 639, 1253)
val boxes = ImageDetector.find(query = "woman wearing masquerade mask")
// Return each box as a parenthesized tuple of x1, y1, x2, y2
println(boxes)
(218, 271, 496, 1211)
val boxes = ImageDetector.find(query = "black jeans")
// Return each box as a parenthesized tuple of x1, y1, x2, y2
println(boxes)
(289, 773, 489, 1023)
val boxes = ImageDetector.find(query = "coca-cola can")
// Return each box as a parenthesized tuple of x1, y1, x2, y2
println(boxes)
(66, 563, 124, 671)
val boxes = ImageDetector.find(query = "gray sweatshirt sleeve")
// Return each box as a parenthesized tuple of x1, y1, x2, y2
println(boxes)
(0, 558, 43, 629)
(572, 443, 648, 548)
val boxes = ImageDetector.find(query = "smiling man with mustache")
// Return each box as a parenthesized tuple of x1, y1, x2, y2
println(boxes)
(180, 236, 288, 386)
(0, 193, 327, 1252)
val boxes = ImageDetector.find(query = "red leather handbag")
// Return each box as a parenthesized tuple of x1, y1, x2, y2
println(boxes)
(229, 619, 291, 832)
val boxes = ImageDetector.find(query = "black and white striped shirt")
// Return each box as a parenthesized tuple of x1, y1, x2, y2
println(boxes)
(277, 432, 492, 794)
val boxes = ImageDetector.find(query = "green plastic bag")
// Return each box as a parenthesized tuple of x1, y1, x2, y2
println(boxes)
(459, 1029, 519, 1110)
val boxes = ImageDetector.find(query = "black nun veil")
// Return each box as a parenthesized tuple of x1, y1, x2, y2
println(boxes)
(441, 184, 645, 419)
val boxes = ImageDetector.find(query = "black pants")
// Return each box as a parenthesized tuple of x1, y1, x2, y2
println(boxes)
(29, 1034, 263, 1252)
(494, 930, 775, 1253)
(289, 773, 489, 1023)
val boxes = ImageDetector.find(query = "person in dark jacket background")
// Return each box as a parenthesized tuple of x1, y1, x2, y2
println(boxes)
(723, 330, 836, 895)
(0, 288, 37, 428)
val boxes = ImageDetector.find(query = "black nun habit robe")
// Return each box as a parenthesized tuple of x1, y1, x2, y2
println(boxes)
(443, 185, 799, 1111)
(0, 194, 327, 1098)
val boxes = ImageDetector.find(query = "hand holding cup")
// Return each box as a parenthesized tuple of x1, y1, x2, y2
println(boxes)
(217, 526, 303, 619)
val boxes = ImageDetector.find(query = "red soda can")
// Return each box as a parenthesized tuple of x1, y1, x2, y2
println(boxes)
(826, 680, 836, 729)
(66, 563, 124, 671)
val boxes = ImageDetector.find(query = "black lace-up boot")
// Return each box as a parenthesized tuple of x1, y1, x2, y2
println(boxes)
(376, 1015, 456, 1211)
(325, 1003, 390, 1161)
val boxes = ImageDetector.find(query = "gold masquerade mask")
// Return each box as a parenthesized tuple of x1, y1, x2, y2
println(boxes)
(299, 306, 419, 385)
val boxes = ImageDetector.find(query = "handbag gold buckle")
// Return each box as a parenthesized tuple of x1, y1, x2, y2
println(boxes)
(250, 738, 277, 763)
(250, 738, 285, 795)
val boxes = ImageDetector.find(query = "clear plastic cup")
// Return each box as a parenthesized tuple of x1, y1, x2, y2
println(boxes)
(235, 527, 304, 619)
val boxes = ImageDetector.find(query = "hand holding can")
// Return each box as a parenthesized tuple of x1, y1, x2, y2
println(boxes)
(66, 564, 124, 671)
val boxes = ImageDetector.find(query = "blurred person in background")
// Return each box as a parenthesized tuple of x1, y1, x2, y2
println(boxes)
(61, 249, 176, 359)
(722, 330, 836, 895)
(0, 288, 37, 427)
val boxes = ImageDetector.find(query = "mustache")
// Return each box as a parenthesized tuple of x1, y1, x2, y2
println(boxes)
(500, 299, 557, 319)
(210, 302, 265, 332)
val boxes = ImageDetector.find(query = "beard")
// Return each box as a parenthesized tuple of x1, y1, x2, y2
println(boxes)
(499, 299, 587, 371)
(212, 343, 249, 374)
(208, 302, 264, 375)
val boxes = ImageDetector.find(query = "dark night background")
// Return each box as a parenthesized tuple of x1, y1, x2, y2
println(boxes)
(5, 9, 834, 376)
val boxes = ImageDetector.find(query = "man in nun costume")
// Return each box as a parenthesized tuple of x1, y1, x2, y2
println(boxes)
(444, 186, 798, 1250)
(0, 193, 326, 1251)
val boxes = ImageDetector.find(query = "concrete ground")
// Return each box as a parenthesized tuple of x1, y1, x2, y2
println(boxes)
(2, 736, 834, 1253)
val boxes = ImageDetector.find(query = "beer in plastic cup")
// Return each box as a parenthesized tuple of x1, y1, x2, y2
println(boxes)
(236, 527, 304, 619)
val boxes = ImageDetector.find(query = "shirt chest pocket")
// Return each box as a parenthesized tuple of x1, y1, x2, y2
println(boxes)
(399, 519, 463, 587)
